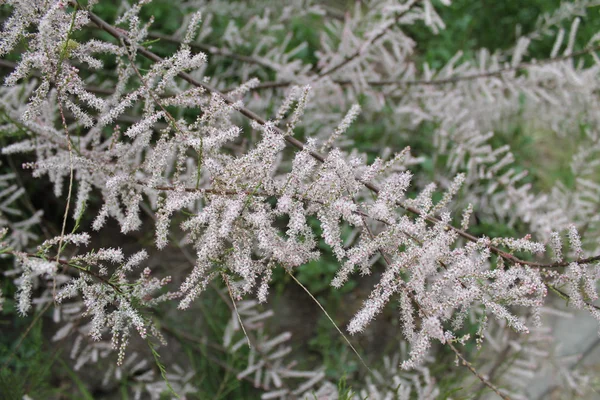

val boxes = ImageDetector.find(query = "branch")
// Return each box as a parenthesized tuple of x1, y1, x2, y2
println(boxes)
(447, 341, 511, 400)
(77, 1, 600, 287)
(149, 183, 600, 270)
(245, 44, 600, 91)
(358, 205, 510, 399)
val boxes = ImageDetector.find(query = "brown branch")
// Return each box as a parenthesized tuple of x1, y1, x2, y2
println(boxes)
(447, 341, 511, 400)
(246, 44, 600, 91)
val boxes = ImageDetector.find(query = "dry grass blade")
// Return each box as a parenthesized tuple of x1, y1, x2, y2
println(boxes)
(286, 269, 373, 375)
(222, 272, 251, 349)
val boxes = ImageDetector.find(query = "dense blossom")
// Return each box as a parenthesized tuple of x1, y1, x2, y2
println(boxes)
(1, 0, 600, 398)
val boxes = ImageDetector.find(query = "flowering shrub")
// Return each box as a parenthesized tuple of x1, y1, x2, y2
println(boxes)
(1, 0, 600, 398)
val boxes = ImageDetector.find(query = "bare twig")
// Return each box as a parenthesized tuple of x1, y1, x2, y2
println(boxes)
(246, 44, 600, 91)
(221, 272, 251, 349)
(447, 341, 511, 400)
(286, 270, 372, 374)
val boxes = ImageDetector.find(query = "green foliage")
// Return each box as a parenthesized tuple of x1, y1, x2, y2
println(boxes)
(0, 318, 60, 399)
(336, 373, 360, 400)
(147, 338, 181, 399)
(407, 0, 600, 69)
(58, 359, 95, 400)
(309, 315, 358, 379)
(156, 287, 261, 400)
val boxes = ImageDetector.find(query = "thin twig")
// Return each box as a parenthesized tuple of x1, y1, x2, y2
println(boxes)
(447, 341, 511, 400)
(286, 270, 372, 375)
(221, 272, 251, 349)
(246, 44, 600, 91)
